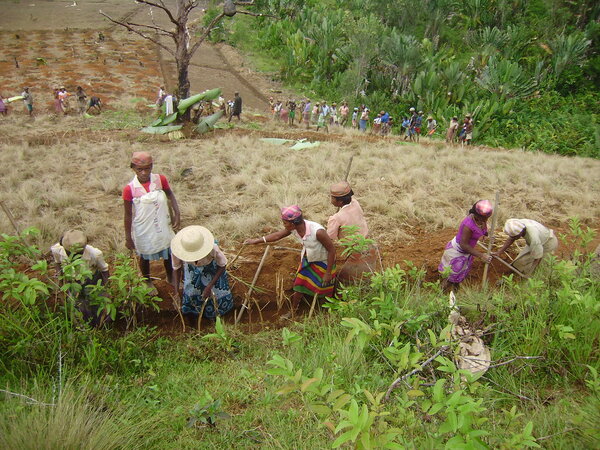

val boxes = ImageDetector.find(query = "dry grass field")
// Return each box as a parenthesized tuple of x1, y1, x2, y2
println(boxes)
(1, 113, 598, 256)
(5, 112, 599, 325)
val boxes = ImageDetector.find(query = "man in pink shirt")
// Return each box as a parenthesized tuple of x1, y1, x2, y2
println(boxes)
(326, 181, 376, 281)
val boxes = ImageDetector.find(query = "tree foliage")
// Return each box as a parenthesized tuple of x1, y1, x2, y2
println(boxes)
(233, 0, 599, 157)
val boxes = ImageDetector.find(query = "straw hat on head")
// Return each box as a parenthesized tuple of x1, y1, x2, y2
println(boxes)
(171, 226, 214, 262)
(330, 181, 353, 198)
(504, 219, 526, 237)
(62, 230, 87, 252)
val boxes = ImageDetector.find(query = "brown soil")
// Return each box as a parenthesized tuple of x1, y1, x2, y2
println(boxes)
(125, 225, 600, 336)
(0, 29, 161, 112)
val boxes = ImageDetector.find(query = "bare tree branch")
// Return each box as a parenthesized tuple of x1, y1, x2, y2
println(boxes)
(188, 11, 225, 57)
(184, 0, 201, 15)
(135, 0, 179, 26)
(0, 389, 56, 407)
(482, 376, 534, 401)
(384, 346, 449, 403)
(488, 355, 542, 369)
(236, 10, 278, 19)
(125, 21, 176, 37)
(100, 11, 175, 56)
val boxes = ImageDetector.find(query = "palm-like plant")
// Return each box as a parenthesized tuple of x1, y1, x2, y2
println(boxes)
(549, 32, 591, 80)
(475, 57, 537, 99)
(381, 31, 421, 96)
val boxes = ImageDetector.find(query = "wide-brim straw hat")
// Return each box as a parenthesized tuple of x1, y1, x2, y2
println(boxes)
(171, 226, 214, 262)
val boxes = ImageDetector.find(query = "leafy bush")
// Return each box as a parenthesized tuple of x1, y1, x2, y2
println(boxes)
(231, 0, 599, 157)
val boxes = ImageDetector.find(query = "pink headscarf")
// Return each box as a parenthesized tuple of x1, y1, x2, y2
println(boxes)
(475, 200, 493, 217)
(280, 205, 302, 221)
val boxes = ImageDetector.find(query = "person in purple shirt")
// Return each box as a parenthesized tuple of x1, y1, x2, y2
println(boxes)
(439, 200, 493, 291)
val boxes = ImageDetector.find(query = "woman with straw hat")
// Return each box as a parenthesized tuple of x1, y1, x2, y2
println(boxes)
(494, 219, 558, 275)
(171, 226, 234, 323)
(439, 200, 493, 291)
(244, 205, 336, 319)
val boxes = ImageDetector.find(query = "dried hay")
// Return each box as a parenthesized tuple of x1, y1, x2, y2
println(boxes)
(0, 117, 598, 257)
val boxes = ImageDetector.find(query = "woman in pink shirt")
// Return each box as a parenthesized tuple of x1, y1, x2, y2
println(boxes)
(326, 181, 376, 282)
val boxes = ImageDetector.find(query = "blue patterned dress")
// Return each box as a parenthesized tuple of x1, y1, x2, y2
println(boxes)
(181, 257, 234, 319)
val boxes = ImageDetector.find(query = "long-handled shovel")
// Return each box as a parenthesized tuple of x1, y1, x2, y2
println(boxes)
(482, 192, 500, 289)
(307, 292, 319, 319)
(477, 242, 528, 279)
(235, 245, 270, 325)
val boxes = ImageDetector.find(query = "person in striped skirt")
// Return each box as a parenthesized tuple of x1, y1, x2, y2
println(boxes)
(244, 205, 336, 319)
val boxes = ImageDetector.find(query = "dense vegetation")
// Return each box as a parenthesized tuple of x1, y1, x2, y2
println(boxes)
(219, 0, 599, 157)
(1, 223, 599, 448)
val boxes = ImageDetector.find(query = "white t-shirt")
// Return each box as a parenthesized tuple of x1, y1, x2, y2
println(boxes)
(51, 243, 109, 272)
(521, 219, 555, 259)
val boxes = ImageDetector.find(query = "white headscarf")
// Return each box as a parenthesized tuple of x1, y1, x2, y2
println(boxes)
(504, 219, 526, 237)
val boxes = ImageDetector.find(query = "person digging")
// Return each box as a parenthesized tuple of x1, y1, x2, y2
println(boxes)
(51, 229, 109, 327)
(170, 225, 234, 328)
(244, 205, 336, 320)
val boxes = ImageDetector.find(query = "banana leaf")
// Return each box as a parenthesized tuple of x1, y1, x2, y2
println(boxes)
(160, 112, 178, 126)
(140, 125, 183, 134)
(178, 88, 222, 114)
(260, 138, 294, 145)
(196, 110, 223, 134)
(149, 117, 163, 127)
(289, 141, 321, 150)
(6, 96, 24, 103)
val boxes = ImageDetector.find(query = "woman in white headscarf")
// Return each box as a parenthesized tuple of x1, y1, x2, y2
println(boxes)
(494, 219, 558, 275)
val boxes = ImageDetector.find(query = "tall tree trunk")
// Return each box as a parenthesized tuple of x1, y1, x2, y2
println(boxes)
(175, 1, 191, 121)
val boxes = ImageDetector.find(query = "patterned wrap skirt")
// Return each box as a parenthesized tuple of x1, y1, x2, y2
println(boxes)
(438, 237, 474, 284)
(293, 257, 336, 297)
(181, 260, 234, 318)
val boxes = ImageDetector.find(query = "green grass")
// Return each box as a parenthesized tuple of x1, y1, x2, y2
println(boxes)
(90, 109, 153, 130)
(1, 224, 598, 448)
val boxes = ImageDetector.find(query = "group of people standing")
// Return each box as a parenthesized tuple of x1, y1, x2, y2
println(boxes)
(268, 98, 475, 144)
(445, 114, 474, 145)
(0, 86, 102, 117)
(53, 86, 102, 116)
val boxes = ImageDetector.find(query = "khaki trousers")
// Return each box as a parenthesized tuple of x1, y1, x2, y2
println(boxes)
(512, 234, 558, 275)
